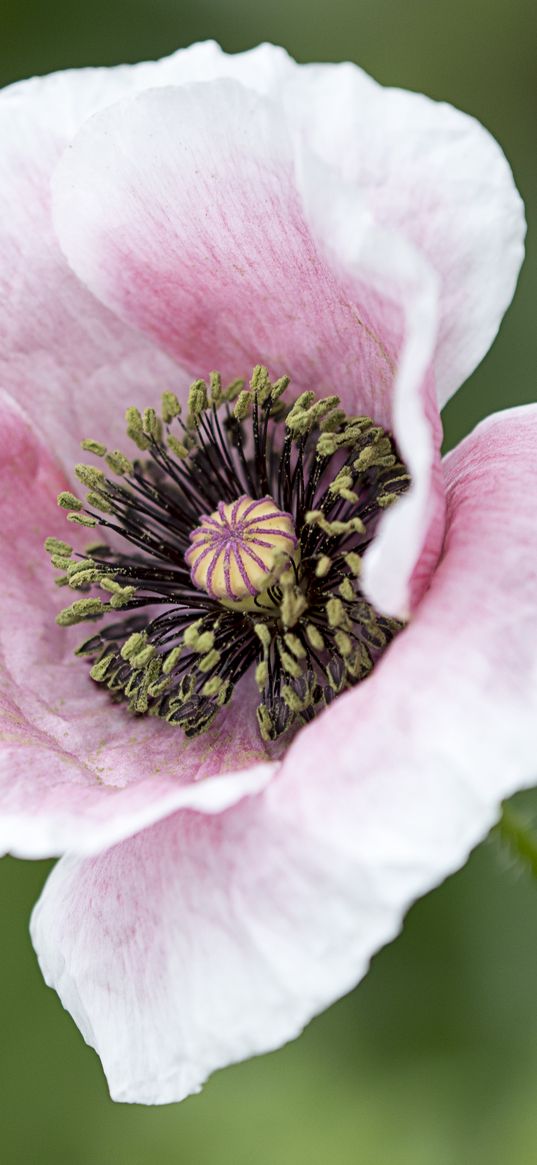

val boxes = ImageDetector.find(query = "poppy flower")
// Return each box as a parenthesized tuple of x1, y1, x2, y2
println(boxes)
(1, 42, 535, 1104)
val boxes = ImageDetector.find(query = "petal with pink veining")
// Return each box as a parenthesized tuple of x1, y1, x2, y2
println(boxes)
(51, 79, 445, 614)
(31, 405, 537, 1103)
(0, 395, 275, 858)
(0, 43, 296, 467)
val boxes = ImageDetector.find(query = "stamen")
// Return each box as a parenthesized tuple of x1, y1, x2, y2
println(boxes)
(47, 366, 410, 742)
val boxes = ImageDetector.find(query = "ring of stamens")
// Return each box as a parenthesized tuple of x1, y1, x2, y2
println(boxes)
(47, 366, 410, 742)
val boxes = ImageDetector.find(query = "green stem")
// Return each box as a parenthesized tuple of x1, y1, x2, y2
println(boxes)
(494, 801, 537, 879)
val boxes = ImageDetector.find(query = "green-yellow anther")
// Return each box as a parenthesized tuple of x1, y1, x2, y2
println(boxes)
(281, 685, 312, 713)
(279, 650, 303, 679)
(57, 491, 82, 511)
(304, 395, 340, 427)
(90, 654, 115, 682)
(147, 676, 172, 699)
(250, 365, 272, 404)
(270, 375, 290, 401)
(287, 391, 316, 420)
(105, 450, 133, 476)
(280, 586, 307, 629)
(142, 408, 162, 443)
(316, 432, 338, 457)
(75, 464, 107, 490)
(255, 661, 269, 690)
(99, 576, 124, 593)
(315, 555, 332, 578)
(68, 568, 100, 589)
(339, 577, 355, 602)
(208, 372, 222, 405)
(284, 633, 307, 659)
(253, 622, 272, 652)
(187, 380, 208, 425)
(215, 681, 232, 708)
(327, 662, 344, 692)
(44, 537, 73, 558)
(81, 439, 107, 457)
(329, 469, 358, 503)
(130, 644, 156, 670)
(345, 552, 362, 576)
(109, 588, 135, 609)
(125, 406, 151, 450)
(121, 632, 146, 661)
(326, 597, 345, 628)
(340, 423, 369, 447)
(335, 630, 353, 657)
(202, 675, 225, 699)
(320, 408, 346, 434)
(56, 598, 106, 626)
(167, 435, 190, 459)
(306, 624, 325, 651)
(198, 649, 220, 673)
(161, 391, 182, 423)
(50, 554, 72, 571)
(183, 619, 203, 646)
(353, 437, 395, 473)
(353, 447, 376, 472)
(256, 704, 274, 742)
(193, 631, 215, 655)
(86, 492, 113, 513)
(162, 646, 182, 675)
(127, 658, 161, 713)
(306, 511, 365, 538)
(67, 559, 98, 576)
(67, 513, 98, 527)
(233, 390, 252, 420)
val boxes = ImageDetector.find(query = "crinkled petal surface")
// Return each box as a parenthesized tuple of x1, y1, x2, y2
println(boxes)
(31, 406, 537, 1103)
(0, 396, 274, 859)
(0, 69, 185, 469)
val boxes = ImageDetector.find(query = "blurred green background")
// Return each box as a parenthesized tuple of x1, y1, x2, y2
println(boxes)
(1, 1, 537, 1161)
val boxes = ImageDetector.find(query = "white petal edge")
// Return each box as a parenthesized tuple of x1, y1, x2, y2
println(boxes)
(283, 60, 526, 406)
(0, 763, 275, 861)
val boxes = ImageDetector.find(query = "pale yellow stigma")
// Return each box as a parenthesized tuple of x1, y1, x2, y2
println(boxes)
(185, 494, 297, 603)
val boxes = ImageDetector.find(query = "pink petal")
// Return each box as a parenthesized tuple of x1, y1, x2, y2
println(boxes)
(0, 56, 189, 468)
(31, 405, 537, 1103)
(284, 61, 525, 406)
(51, 79, 445, 614)
(0, 395, 274, 859)
(0, 43, 295, 468)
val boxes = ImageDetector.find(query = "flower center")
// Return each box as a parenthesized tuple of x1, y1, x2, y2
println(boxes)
(46, 367, 410, 743)
(186, 495, 297, 604)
